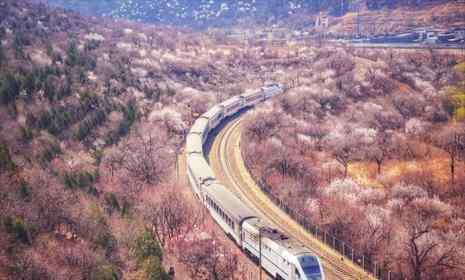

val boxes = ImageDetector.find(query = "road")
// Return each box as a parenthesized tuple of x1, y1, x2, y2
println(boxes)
(207, 114, 376, 280)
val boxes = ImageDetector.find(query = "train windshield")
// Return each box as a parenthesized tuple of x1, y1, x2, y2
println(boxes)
(298, 256, 322, 280)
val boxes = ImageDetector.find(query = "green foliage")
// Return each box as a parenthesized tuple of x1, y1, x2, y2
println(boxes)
(105, 102, 138, 145)
(104, 192, 120, 213)
(63, 170, 97, 191)
(0, 142, 16, 172)
(20, 126, 34, 143)
(3, 216, 30, 244)
(0, 72, 21, 105)
(66, 40, 80, 67)
(66, 40, 97, 71)
(44, 76, 57, 101)
(0, 43, 5, 66)
(90, 264, 120, 280)
(18, 179, 31, 201)
(74, 109, 108, 141)
(95, 227, 116, 251)
(20, 71, 38, 98)
(443, 86, 465, 121)
(455, 62, 465, 75)
(92, 149, 104, 166)
(13, 31, 29, 59)
(121, 199, 130, 217)
(33, 93, 104, 136)
(39, 143, 62, 163)
(118, 101, 137, 135)
(134, 230, 163, 265)
(85, 39, 101, 52)
(143, 256, 171, 280)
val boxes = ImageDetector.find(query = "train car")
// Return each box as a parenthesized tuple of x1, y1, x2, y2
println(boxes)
(202, 104, 225, 132)
(242, 218, 325, 280)
(242, 89, 265, 107)
(185, 133, 203, 156)
(186, 154, 216, 198)
(190, 117, 210, 144)
(263, 84, 284, 99)
(203, 183, 256, 244)
(221, 96, 246, 117)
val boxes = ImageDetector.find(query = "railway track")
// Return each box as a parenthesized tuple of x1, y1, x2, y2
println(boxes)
(208, 115, 375, 280)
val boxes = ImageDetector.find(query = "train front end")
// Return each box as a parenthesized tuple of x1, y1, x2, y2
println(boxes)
(294, 254, 325, 280)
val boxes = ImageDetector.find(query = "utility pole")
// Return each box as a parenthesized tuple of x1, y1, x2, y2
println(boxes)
(259, 227, 263, 280)
(175, 128, 187, 182)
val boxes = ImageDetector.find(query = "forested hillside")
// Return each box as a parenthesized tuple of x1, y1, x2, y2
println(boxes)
(46, 0, 459, 27)
(0, 0, 271, 278)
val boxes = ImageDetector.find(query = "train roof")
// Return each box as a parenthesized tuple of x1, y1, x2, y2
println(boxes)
(202, 104, 224, 119)
(220, 96, 243, 107)
(245, 218, 312, 257)
(187, 154, 215, 183)
(185, 133, 203, 154)
(241, 89, 262, 98)
(204, 183, 256, 223)
(189, 117, 209, 135)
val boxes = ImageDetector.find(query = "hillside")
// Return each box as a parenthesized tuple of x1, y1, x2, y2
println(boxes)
(0, 0, 269, 278)
(46, 0, 465, 31)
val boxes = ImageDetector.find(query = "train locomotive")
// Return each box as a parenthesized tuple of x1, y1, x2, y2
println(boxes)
(185, 83, 325, 280)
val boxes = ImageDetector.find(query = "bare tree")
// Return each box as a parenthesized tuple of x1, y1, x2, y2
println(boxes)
(142, 189, 201, 248)
(122, 132, 172, 185)
(399, 210, 463, 280)
(178, 237, 238, 280)
(103, 147, 124, 177)
(433, 124, 465, 186)
(332, 139, 356, 179)
(366, 131, 392, 175)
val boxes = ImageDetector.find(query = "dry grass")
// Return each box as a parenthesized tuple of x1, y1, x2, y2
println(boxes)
(348, 147, 465, 191)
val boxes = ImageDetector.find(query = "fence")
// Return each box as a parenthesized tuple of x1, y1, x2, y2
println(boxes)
(240, 138, 401, 280)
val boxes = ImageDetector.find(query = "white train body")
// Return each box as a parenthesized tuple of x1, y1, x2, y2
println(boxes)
(242, 89, 265, 107)
(185, 83, 325, 280)
(242, 218, 325, 280)
(189, 117, 210, 144)
(202, 105, 224, 132)
(221, 96, 245, 117)
(185, 133, 203, 156)
(263, 83, 285, 98)
(203, 183, 256, 244)
(186, 154, 215, 198)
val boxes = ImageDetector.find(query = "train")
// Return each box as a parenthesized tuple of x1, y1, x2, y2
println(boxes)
(185, 82, 326, 280)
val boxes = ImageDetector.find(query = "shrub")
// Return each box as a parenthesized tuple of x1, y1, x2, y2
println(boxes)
(0, 142, 16, 172)
(0, 72, 21, 105)
(66, 40, 80, 67)
(74, 109, 108, 141)
(94, 228, 116, 252)
(134, 230, 163, 265)
(0, 43, 5, 66)
(134, 230, 170, 280)
(105, 102, 138, 145)
(4, 216, 30, 244)
(121, 199, 130, 217)
(39, 143, 62, 163)
(143, 256, 171, 280)
(84, 39, 101, 52)
(90, 264, 120, 280)
(18, 179, 31, 201)
(63, 170, 97, 191)
(20, 126, 33, 143)
(104, 192, 120, 213)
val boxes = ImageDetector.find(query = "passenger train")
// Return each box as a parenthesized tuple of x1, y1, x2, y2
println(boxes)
(186, 83, 325, 280)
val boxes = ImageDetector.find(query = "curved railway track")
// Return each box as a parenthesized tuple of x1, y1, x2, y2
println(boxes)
(207, 114, 375, 280)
